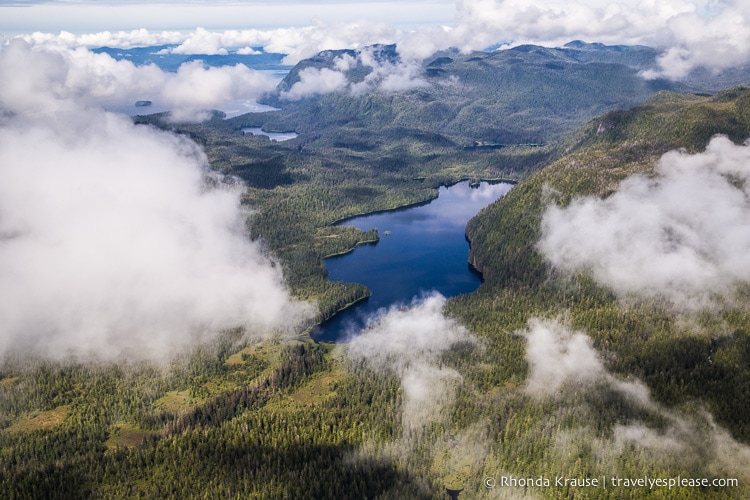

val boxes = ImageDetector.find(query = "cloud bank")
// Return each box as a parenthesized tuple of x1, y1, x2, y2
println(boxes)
(17, 22, 400, 66)
(442, 0, 750, 79)
(346, 293, 474, 432)
(0, 39, 277, 122)
(11, 1, 750, 79)
(0, 41, 310, 362)
(539, 136, 750, 309)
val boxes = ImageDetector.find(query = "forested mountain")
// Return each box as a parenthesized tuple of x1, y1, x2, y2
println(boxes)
(256, 41, 690, 148)
(2, 39, 750, 498)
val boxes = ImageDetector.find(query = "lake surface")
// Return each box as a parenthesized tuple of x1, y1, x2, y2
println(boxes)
(241, 128, 298, 141)
(313, 181, 513, 342)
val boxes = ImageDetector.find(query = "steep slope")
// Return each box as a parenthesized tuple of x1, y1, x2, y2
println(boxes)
(460, 86, 750, 442)
(466, 87, 750, 286)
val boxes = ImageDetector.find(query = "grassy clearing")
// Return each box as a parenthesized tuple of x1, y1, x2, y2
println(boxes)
(105, 423, 153, 449)
(224, 346, 255, 366)
(287, 366, 343, 407)
(7, 404, 69, 432)
(154, 390, 196, 414)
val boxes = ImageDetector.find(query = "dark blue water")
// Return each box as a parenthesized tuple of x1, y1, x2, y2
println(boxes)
(313, 181, 513, 342)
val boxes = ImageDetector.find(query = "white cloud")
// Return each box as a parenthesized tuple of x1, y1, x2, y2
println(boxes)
(538, 136, 750, 310)
(521, 318, 604, 396)
(346, 293, 474, 432)
(10, 1, 750, 78)
(356, 46, 429, 93)
(453, 0, 666, 45)
(282, 47, 429, 100)
(161, 23, 399, 65)
(0, 40, 277, 121)
(522, 318, 750, 482)
(236, 46, 262, 55)
(646, 0, 750, 79)
(521, 318, 655, 402)
(0, 39, 312, 362)
(161, 60, 276, 120)
(19, 29, 185, 49)
(281, 66, 348, 100)
(444, 0, 750, 78)
(333, 52, 357, 71)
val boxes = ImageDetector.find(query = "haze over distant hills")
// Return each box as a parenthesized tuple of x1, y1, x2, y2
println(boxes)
(92, 44, 291, 72)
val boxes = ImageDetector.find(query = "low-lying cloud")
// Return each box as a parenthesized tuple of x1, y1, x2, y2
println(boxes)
(167, 24, 399, 65)
(0, 39, 277, 122)
(0, 41, 311, 362)
(442, 0, 750, 79)
(281, 47, 428, 101)
(538, 136, 750, 310)
(521, 318, 750, 482)
(522, 318, 605, 396)
(346, 293, 474, 433)
(521, 318, 653, 404)
(282, 67, 349, 100)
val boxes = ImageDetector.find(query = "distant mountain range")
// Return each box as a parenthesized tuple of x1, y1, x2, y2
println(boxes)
(252, 41, 748, 149)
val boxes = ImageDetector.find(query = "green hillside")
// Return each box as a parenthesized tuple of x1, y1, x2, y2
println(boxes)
(257, 42, 687, 148)
(457, 86, 750, 469)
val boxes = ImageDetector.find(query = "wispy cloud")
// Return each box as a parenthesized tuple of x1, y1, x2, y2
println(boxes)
(521, 318, 605, 396)
(538, 136, 750, 310)
(280, 46, 428, 101)
(0, 39, 311, 361)
(281, 66, 348, 100)
(520, 318, 750, 482)
(346, 292, 474, 433)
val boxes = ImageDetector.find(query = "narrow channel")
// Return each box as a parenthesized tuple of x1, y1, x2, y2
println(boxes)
(313, 180, 513, 342)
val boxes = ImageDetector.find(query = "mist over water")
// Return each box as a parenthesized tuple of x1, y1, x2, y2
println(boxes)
(314, 181, 512, 342)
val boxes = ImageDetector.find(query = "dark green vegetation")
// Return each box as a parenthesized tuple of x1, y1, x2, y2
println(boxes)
(0, 337, 424, 498)
(132, 42, 718, 324)
(263, 41, 685, 146)
(3, 40, 750, 498)
(458, 87, 750, 492)
(133, 100, 549, 325)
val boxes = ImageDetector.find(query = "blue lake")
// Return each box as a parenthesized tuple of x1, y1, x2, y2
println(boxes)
(313, 180, 513, 342)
